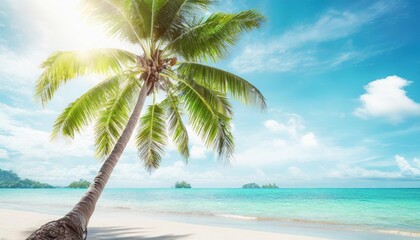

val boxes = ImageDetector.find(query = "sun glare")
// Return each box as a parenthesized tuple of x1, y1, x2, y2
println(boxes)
(25, 0, 135, 52)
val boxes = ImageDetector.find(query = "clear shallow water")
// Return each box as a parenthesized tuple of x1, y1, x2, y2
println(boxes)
(1, 188, 419, 238)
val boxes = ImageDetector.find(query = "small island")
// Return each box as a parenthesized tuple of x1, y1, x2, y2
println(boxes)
(174, 181, 191, 188)
(242, 183, 279, 189)
(242, 183, 260, 188)
(67, 179, 91, 188)
(261, 183, 279, 189)
(0, 169, 53, 188)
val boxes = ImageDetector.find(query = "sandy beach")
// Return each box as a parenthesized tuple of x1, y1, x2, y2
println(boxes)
(0, 208, 326, 240)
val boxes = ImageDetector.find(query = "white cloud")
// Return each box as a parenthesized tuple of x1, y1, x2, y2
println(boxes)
(149, 161, 188, 180)
(264, 114, 304, 137)
(265, 117, 320, 150)
(300, 132, 318, 148)
(413, 158, 420, 169)
(16, 163, 100, 185)
(0, 149, 9, 159)
(395, 155, 420, 176)
(235, 139, 366, 168)
(235, 113, 368, 167)
(354, 75, 420, 122)
(110, 162, 146, 183)
(288, 166, 307, 179)
(264, 120, 285, 132)
(190, 145, 207, 159)
(272, 139, 287, 148)
(328, 165, 401, 179)
(0, 104, 94, 160)
(231, 1, 396, 73)
(0, 46, 44, 96)
(0, 103, 57, 117)
(329, 155, 420, 179)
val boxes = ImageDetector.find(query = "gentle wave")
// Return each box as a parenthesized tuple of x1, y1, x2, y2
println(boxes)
(206, 213, 420, 238)
(146, 209, 347, 226)
(214, 214, 258, 220)
(2, 188, 420, 239)
(108, 207, 420, 238)
(212, 214, 420, 238)
(375, 229, 420, 237)
(111, 206, 132, 210)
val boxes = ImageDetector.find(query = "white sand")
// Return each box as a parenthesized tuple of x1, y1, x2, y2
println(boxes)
(0, 208, 327, 240)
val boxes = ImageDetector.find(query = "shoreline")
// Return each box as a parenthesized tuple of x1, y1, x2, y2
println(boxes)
(0, 208, 326, 240)
(1, 207, 419, 240)
(1, 188, 419, 239)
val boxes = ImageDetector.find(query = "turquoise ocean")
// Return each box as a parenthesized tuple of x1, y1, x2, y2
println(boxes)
(1, 188, 419, 239)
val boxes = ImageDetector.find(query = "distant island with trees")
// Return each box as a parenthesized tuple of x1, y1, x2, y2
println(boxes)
(2, 169, 281, 190)
(242, 183, 279, 189)
(0, 169, 53, 188)
(67, 179, 91, 188)
(174, 181, 191, 188)
(0, 169, 92, 189)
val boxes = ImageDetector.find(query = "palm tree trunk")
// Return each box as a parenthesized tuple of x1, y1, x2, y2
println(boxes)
(27, 83, 149, 240)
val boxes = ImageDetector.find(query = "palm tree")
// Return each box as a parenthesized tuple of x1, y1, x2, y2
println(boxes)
(28, 0, 266, 239)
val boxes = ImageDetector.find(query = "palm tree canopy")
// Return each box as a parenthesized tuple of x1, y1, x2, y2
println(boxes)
(35, 0, 266, 171)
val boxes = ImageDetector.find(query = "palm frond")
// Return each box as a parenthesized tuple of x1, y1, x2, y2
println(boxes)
(51, 75, 123, 140)
(148, 0, 170, 40)
(155, 0, 214, 40)
(177, 62, 266, 109)
(175, 76, 234, 160)
(95, 78, 141, 159)
(169, 72, 233, 116)
(35, 48, 137, 106)
(214, 114, 234, 161)
(165, 10, 266, 62)
(161, 92, 189, 161)
(136, 100, 167, 171)
(84, 0, 146, 43)
(199, 84, 233, 117)
(130, 0, 151, 39)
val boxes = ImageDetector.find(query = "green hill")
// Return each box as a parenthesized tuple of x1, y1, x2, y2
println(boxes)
(0, 169, 20, 182)
(67, 179, 91, 188)
(261, 183, 279, 189)
(0, 169, 53, 188)
(242, 183, 279, 188)
(242, 183, 260, 188)
(174, 181, 191, 188)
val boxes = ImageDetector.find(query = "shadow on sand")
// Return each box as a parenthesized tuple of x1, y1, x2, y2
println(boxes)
(87, 226, 191, 240)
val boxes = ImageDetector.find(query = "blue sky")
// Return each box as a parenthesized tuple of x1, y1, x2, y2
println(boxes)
(0, 0, 419, 187)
